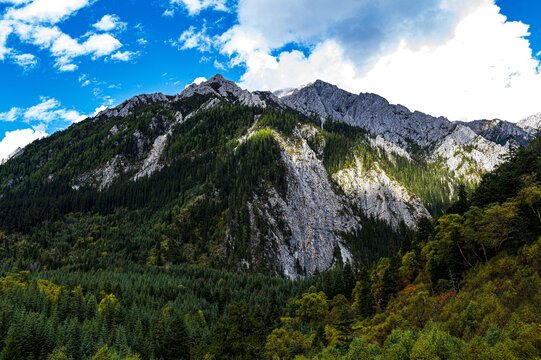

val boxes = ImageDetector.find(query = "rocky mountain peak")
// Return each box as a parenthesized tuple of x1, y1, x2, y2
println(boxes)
(97, 93, 169, 118)
(518, 113, 541, 134)
(180, 74, 280, 108)
(280, 80, 456, 151)
(458, 118, 532, 146)
(180, 73, 245, 99)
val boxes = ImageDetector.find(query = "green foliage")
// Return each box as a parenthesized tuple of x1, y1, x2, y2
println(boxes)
(208, 302, 263, 359)
(295, 289, 329, 326)
(0, 332, 21, 360)
(164, 313, 190, 360)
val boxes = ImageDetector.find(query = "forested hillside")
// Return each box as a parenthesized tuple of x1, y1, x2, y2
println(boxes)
(0, 75, 538, 359)
(0, 76, 472, 277)
(0, 135, 539, 359)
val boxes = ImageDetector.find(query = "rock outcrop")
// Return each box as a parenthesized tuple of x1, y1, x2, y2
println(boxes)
(279, 80, 456, 150)
(458, 119, 532, 146)
(257, 127, 360, 277)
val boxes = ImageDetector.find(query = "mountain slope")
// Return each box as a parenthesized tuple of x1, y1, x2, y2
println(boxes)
(0, 74, 530, 277)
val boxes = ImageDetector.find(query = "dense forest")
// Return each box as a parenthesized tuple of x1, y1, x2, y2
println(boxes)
(0, 130, 539, 358)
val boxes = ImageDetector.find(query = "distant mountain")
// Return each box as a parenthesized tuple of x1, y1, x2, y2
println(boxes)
(518, 113, 541, 134)
(0, 74, 536, 278)
(457, 119, 532, 146)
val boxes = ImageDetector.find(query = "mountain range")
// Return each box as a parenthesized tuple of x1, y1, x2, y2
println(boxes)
(0, 74, 539, 278)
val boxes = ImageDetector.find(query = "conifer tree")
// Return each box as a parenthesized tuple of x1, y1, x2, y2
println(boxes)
(1, 331, 21, 360)
(164, 313, 190, 360)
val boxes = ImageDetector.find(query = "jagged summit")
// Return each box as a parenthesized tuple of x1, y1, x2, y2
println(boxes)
(518, 113, 541, 134)
(280, 79, 456, 150)
(180, 73, 281, 108)
(457, 119, 532, 146)
(97, 93, 169, 118)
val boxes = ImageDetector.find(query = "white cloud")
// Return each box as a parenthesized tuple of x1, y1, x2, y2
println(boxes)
(11, 52, 37, 69)
(1, 1, 127, 72)
(136, 38, 147, 46)
(0, 20, 12, 60)
(58, 62, 77, 71)
(92, 105, 108, 116)
(92, 14, 127, 32)
(175, 25, 214, 52)
(230, 0, 482, 71)
(213, 59, 225, 70)
(208, 0, 541, 122)
(5, 0, 90, 24)
(162, 9, 175, 17)
(110, 50, 136, 61)
(0, 97, 85, 130)
(355, 2, 541, 121)
(171, 0, 228, 16)
(83, 33, 122, 56)
(0, 107, 21, 122)
(0, 0, 32, 4)
(236, 40, 360, 93)
(0, 128, 47, 163)
(184, 76, 206, 88)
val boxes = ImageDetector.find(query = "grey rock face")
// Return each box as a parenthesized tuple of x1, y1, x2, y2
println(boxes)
(280, 80, 456, 150)
(97, 93, 169, 118)
(280, 79, 516, 179)
(333, 159, 431, 229)
(257, 127, 360, 278)
(433, 125, 508, 181)
(518, 113, 541, 134)
(1, 147, 24, 165)
(74, 155, 126, 190)
(458, 119, 532, 146)
(180, 74, 282, 108)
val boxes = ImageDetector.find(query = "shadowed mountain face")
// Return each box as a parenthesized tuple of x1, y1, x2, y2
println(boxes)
(457, 119, 532, 146)
(0, 74, 537, 277)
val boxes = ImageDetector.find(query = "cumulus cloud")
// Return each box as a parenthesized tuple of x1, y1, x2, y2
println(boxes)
(174, 25, 214, 52)
(0, 1, 127, 71)
(199, 0, 541, 121)
(92, 14, 127, 32)
(4, 0, 90, 24)
(110, 50, 137, 61)
(11, 52, 37, 69)
(357, 2, 541, 121)
(83, 33, 122, 56)
(184, 76, 206, 88)
(0, 97, 86, 131)
(171, 0, 228, 16)
(229, 0, 483, 71)
(0, 128, 47, 163)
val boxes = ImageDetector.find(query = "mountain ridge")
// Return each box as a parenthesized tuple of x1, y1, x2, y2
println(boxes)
(0, 74, 538, 278)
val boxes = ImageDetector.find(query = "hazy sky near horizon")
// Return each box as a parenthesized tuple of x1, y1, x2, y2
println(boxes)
(0, 0, 540, 160)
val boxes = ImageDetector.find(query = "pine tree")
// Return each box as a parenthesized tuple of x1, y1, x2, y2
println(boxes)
(1, 331, 22, 360)
(164, 313, 190, 360)
(352, 269, 375, 318)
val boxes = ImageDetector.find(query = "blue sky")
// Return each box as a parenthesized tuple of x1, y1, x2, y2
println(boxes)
(0, 0, 540, 160)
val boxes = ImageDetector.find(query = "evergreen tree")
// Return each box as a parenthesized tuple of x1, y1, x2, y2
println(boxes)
(352, 269, 375, 318)
(164, 313, 190, 360)
(379, 257, 400, 309)
(1, 332, 21, 360)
